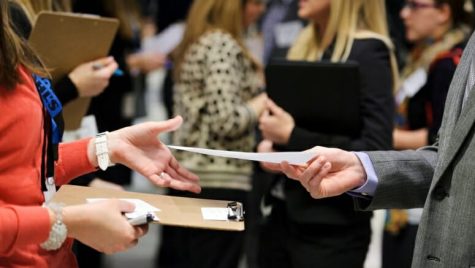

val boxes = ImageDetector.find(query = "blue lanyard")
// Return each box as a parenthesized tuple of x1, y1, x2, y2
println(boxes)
(33, 74, 63, 144)
(33, 74, 64, 192)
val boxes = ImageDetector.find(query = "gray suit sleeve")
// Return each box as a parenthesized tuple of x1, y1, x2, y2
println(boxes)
(354, 145, 438, 210)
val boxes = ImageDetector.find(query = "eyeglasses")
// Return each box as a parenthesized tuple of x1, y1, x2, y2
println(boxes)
(403, 0, 441, 10)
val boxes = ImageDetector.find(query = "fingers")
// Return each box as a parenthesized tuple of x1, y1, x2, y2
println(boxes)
(299, 156, 326, 188)
(266, 99, 284, 116)
(168, 156, 199, 181)
(257, 139, 273, 153)
(281, 161, 303, 180)
(133, 224, 149, 238)
(150, 116, 183, 134)
(95, 60, 119, 78)
(147, 159, 201, 193)
(117, 200, 136, 213)
(94, 56, 114, 66)
(259, 161, 280, 172)
(162, 170, 201, 193)
(148, 173, 172, 188)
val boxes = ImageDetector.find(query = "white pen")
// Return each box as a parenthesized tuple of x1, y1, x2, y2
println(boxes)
(128, 212, 154, 226)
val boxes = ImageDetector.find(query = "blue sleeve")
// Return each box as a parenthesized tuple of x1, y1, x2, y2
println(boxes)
(347, 152, 379, 199)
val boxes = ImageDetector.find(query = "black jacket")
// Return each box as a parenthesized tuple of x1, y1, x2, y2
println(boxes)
(276, 38, 394, 225)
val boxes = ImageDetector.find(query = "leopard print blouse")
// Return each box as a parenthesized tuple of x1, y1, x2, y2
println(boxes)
(172, 30, 263, 190)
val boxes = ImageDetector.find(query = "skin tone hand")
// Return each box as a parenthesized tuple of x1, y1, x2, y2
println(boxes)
(262, 146, 367, 199)
(126, 52, 167, 73)
(257, 139, 281, 173)
(393, 128, 429, 150)
(69, 56, 118, 97)
(87, 116, 201, 194)
(55, 200, 148, 254)
(247, 93, 268, 118)
(259, 99, 295, 144)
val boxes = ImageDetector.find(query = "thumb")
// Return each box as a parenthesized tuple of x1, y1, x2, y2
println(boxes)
(92, 56, 114, 68)
(117, 200, 136, 213)
(152, 116, 183, 134)
(267, 99, 284, 116)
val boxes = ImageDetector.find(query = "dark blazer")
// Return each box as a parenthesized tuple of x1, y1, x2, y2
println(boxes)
(357, 31, 475, 268)
(279, 38, 394, 225)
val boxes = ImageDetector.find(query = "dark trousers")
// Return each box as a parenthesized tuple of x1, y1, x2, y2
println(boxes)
(259, 199, 371, 268)
(157, 188, 248, 268)
(382, 224, 418, 268)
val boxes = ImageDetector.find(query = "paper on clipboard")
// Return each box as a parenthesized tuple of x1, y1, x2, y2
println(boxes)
(52, 185, 245, 231)
(167, 145, 316, 165)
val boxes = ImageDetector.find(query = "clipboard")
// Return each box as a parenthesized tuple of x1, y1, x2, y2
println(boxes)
(52, 185, 245, 231)
(29, 12, 119, 130)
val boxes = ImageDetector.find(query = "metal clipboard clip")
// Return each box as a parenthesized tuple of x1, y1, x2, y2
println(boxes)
(227, 201, 244, 221)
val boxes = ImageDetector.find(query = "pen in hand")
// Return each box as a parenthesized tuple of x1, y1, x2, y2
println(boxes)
(92, 63, 124, 77)
(128, 212, 155, 226)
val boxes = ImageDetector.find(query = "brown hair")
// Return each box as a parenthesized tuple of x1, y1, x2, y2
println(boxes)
(435, 0, 472, 27)
(102, 0, 141, 40)
(0, 0, 47, 89)
(173, 0, 257, 80)
(12, 0, 71, 23)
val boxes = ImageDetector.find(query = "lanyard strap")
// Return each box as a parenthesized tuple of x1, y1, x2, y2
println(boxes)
(33, 74, 64, 191)
(34, 75, 63, 144)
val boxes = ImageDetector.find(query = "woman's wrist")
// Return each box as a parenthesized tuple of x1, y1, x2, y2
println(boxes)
(87, 132, 118, 170)
(41, 203, 68, 250)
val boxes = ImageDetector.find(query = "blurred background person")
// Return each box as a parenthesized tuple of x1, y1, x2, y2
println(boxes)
(257, 0, 398, 267)
(157, 0, 267, 267)
(260, 0, 305, 65)
(243, 0, 267, 64)
(385, 1, 472, 268)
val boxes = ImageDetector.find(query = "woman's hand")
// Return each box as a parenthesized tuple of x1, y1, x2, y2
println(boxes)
(69, 56, 118, 97)
(259, 99, 295, 144)
(247, 93, 268, 117)
(257, 139, 281, 173)
(62, 200, 148, 254)
(126, 52, 167, 73)
(87, 116, 201, 193)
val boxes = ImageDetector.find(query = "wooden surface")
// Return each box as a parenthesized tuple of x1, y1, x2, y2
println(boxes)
(53, 185, 245, 231)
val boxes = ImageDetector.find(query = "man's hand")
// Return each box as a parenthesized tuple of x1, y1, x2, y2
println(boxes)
(267, 146, 367, 199)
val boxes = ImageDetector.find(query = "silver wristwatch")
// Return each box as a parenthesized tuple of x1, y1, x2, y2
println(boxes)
(40, 203, 67, 251)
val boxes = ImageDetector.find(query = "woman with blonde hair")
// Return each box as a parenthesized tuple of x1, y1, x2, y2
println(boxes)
(257, 0, 397, 267)
(157, 0, 267, 267)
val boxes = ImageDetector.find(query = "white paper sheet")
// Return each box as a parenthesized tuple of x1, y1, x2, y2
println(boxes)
(168, 145, 316, 165)
(87, 198, 160, 219)
(201, 207, 229, 221)
(142, 23, 185, 54)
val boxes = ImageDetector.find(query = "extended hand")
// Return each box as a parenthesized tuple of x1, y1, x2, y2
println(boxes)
(89, 116, 201, 193)
(277, 147, 366, 198)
